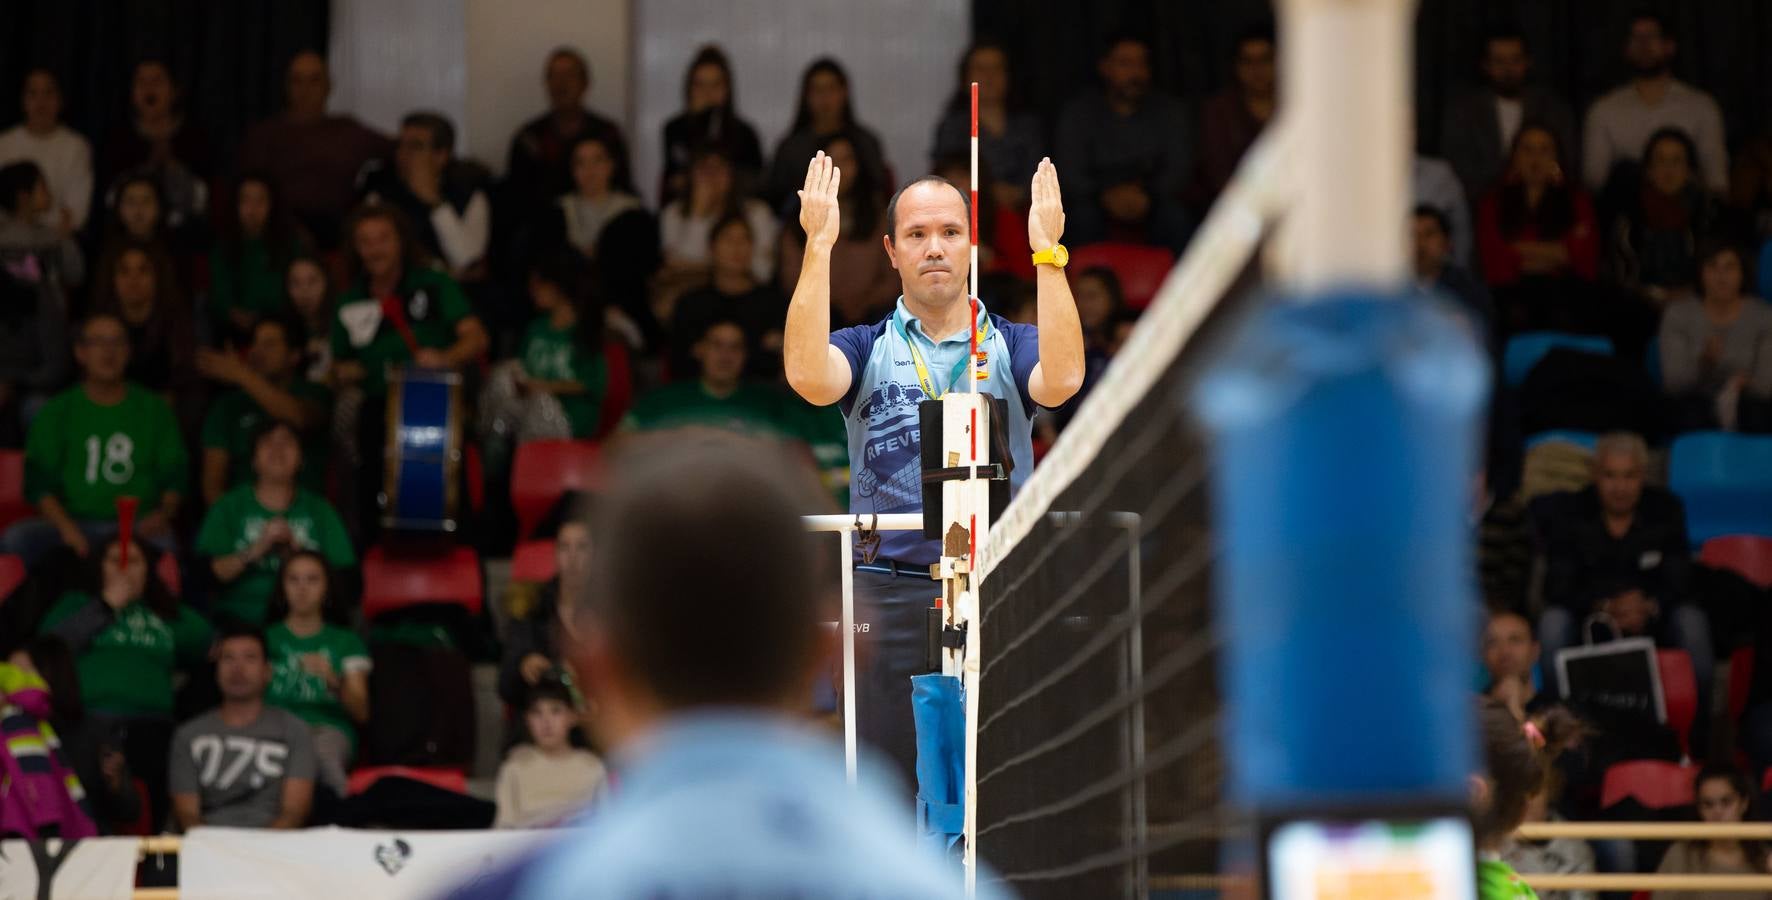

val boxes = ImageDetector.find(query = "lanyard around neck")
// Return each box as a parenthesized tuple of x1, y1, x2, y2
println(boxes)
(893, 310, 988, 400)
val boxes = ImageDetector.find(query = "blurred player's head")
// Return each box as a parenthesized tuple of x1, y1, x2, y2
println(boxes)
(567, 437, 831, 749)
(884, 177, 971, 311)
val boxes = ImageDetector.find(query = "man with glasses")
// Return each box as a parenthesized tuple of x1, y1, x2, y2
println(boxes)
(3, 313, 187, 563)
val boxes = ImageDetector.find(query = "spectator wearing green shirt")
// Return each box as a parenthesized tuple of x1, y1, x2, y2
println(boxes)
(264, 551, 370, 795)
(197, 420, 355, 626)
(328, 204, 488, 537)
(39, 537, 212, 828)
(480, 254, 608, 456)
(207, 173, 310, 343)
(196, 314, 330, 506)
(4, 314, 188, 564)
(625, 319, 785, 436)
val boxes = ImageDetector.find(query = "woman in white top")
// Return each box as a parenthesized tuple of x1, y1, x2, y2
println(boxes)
(658, 145, 776, 284)
(0, 69, 92, 234)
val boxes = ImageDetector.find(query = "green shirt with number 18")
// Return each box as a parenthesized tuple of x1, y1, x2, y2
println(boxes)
(24, 384, 189, 520)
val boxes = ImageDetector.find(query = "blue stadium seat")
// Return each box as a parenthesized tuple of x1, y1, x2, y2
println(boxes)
(1502, 332, 1614, 387)
(1668, 432, 1772, 543)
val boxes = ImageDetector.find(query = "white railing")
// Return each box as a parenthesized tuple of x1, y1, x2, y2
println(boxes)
(800, 513, 925, 784)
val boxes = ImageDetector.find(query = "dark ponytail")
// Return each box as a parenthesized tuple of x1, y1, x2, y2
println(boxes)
(1475, 699, 1584, 843)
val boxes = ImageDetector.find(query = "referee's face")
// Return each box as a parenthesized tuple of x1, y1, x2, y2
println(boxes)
(885, 181, 970, 309)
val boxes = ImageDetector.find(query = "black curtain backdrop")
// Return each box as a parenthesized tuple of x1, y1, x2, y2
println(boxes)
(974, 0, 1772, 156)
(0, 0, 330, 168)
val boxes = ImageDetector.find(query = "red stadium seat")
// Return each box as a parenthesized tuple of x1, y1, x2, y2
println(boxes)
(1601, 760, 1695, 810)
(511, 440, 604, 539)
(0, 554, 22, 607)
(361, 545, 483, 621)
(1066, 242, 1176, 310)
(347, 765, 467, 797)
(0, 449, 30, 532)
(597, 340, 634, 438)
(114, 777, 154, 836)
(1700, 536, 1772, 590)
(1731, 647, 1756, 724)
(511, 539, 557, 584)
(1657, 649, 1698, 759)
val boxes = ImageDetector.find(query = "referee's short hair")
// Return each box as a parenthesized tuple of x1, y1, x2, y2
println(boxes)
(583, 434, 831, 708)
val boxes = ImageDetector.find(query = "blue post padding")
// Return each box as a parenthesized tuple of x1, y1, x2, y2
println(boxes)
(1194, 291, 1490, 808)
(912, 673, 966, 849)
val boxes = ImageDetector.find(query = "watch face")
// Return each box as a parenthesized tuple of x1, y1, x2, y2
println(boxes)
(1052, 245, 1069, 267)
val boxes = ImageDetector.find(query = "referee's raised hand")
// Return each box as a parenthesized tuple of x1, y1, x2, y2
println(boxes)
(798, 150, 843, 253)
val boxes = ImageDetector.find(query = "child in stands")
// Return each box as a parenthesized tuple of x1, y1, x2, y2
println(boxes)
(493, 679, 605, 828)
(264, 551, 370, 795)
(1476, 699, 1580, 899)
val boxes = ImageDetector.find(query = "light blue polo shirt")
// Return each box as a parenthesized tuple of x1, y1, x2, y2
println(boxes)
(832, 297, 1042, 565)
(440, 712, 1005, 899)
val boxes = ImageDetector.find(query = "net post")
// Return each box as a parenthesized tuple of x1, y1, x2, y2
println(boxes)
(840, 525, 858, 786)
(969, 80, 981, 394)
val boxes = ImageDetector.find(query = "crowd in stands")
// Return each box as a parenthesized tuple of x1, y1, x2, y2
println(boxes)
(0, 12, 1769, 879)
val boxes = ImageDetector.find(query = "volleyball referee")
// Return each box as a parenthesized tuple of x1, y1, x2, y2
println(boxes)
(783, 152, 1085, 784)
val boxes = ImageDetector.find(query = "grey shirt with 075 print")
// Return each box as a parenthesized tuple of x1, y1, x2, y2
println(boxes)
(169, 705, 316, 827)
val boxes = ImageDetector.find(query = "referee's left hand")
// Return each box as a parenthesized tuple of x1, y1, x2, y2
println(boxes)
(1028, 157, 1066, 252)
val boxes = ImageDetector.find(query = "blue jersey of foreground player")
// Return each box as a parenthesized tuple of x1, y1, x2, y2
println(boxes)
(442, 712, 1010, 899)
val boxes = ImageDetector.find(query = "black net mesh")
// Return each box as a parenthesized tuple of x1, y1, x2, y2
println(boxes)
(974, 276, 1258, 899)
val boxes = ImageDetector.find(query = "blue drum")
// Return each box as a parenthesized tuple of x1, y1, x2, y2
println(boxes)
(382, 367, 465, 533)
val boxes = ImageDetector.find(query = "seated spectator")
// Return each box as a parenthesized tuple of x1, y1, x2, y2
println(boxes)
(39, 537, 211, 827)
(1054, 266, 1126, 426)
(1476, 123, 1599, 334)
(0, 163, 73, 447)
(360, 112, 491, 282)
(505, 47, 632, 228)
(625, 320, 787, 436)
(536, 133, 659, 345)
(1481, 609, 1544, 721)
(197, 421, 354, 626)
(670, 214, 787, 379)
(931, 41, 1041, 212)
(497, 518, 591, 712)
(197, 315, 330, 504)
(1054, 35, 1192, 253)
(1583, 12, 1728, 196)
(659, 145, 778, 285)
(439, 440, 994, 898)
(207, 174, 311, 339)
(100, 174, 187, 284)
(1660, 240, 1772, 432)
(1191, 24, 1276, 208)
(1439, 25, 1577, 206)
(478, 255, 608, 454)
(91, 239, 198, 398)
(1532, 432, 1710, 705)
(4, 314, 187, 564)
(1730, 133, 1772, 245)
(1413, 204, 1494, 343)
(659, 45, 763, 206)
(1415, 152, 1473, 267)
(1474, 700, 1582, 897)
(1654, 765, 1772, 889)
(1500, 766, 1597, 900)
(239, 51, 392, 249)
(11, 635, 140, 833)
(0, 68, 93, 234)
(778, 137, 898, 328)
(170, 623, 316, 830)
(99, 60, 211, 243)
(329, 204, 488, 536)
(264, 552, 369, 796)
(284, 255, 335, 384)
(0, 655, 97, 840)
(1605, 128, 1719, 310)
(494, 679, 605, 829)
(763, 59, 889, 212)
(0, 159, 83, 288)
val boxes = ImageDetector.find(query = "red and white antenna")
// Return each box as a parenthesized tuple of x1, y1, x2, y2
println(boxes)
(968, 80, 981, 395)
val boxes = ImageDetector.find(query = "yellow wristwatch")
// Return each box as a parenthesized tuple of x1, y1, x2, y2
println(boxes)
(1031, 244, 1069, 269)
